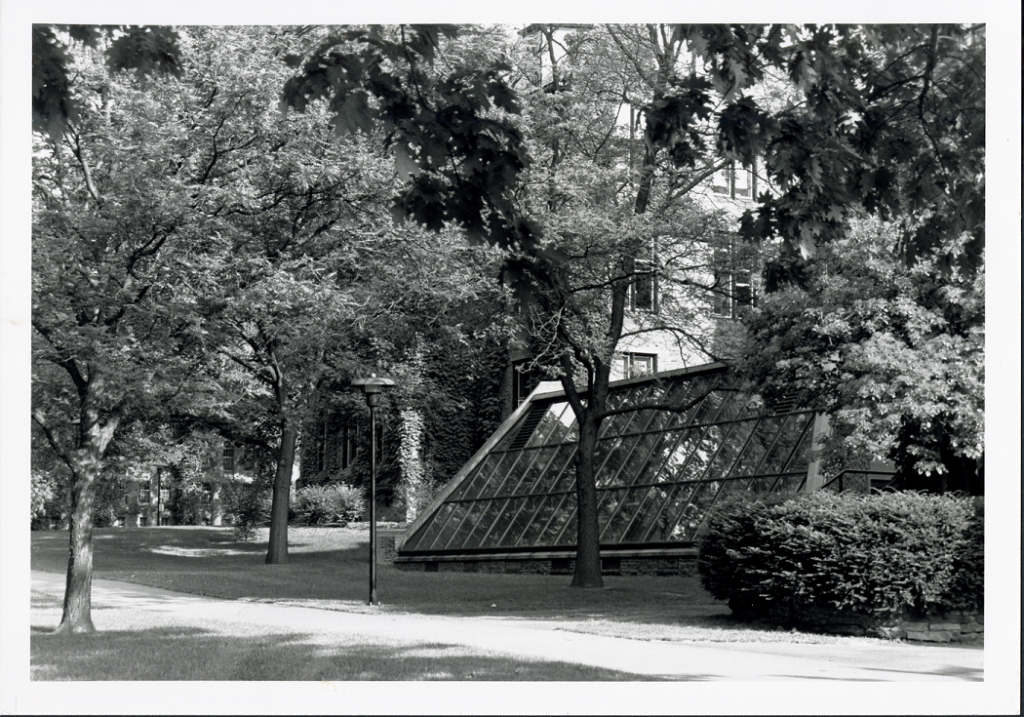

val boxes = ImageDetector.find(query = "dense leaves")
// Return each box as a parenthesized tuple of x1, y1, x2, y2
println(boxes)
(32, 25, 182, 140)
(698, 492, 984, 620)
(281, 25, 552, 298)
(739, 219, 983, 491)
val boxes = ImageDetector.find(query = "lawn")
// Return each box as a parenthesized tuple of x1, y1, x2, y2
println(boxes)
(33, 525, 907, 680)
(32, 525, 882, 644)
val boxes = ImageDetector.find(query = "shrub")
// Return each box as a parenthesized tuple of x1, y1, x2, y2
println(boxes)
(294, 484, 365, 526)
(698, 492, 983, 621)
(229, 489, 272, 541)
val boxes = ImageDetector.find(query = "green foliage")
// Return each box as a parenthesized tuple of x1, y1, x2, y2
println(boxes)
(697, 492, 983, 620)
(281, 25, 554, 299)
(31, 470, 63, 530)
(228, 488, 272, 541)
(293, 484, 365, 526)
(738, 218, 983, 490)
(32, 25, 182, 140)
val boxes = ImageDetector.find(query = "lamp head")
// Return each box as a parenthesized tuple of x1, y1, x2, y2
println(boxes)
(351, 374, 395, 408)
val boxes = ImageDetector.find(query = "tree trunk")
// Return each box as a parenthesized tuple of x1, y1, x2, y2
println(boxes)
(54, 372, 119, 634)
(571, 412, 604, 588)
(265, 419, 297, 565)
(55, 462, 98, 633)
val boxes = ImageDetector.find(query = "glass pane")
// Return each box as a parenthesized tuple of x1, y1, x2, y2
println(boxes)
(596, 435, 641, 488)
(662, 379, 712, 430)
(530, 492, 573, 547)
(600, 487, 647, 542)
(598, 386, 651, 439)
(610, 429, 668, 489)
(748, 475, 780, 494)
(500, 495, 548, 547)
(404, 502, 455, 552)
(619, 486, 671, 543)
(477, 451, 526, 499)
(550, 450, 578, 492)
(441, 500, 490, 551)
(782, 416, 814, 472)
(548, 499, 579, 547)
(431, 502, 472, 551)
(459, 499, 507, 549)
(520, 494, 562, 547)
(775, 474, 807, 492)
(730, 416, 784, 477)
(761, 413, 811, 473)
(476, 498, 514, 548)
(525, 444, 574, 494)
(508, 446, 557, 496)
(484, 496, 529, 548)
(708, 419, 758, 479)
(527, 401, 575, 447)
(455, 454, 503, 501)
(667, 481, 722, 542)
(643, 482, 699, 543)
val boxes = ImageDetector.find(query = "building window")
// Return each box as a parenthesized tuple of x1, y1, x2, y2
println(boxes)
(138, 484, 150, 504)
(222, 444, 235, 475)
(712, 160, 755, 200)
(339, 423, 357, 470)
(627, 243, 659, 313)
(712, 234, 756, 319)
(617, 352, 657, 379)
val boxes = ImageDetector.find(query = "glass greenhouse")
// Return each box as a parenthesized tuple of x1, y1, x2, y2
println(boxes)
(396, 362, 823, 574)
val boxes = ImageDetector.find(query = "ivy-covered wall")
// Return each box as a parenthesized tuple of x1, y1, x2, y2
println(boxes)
(300, 333, 507, 520)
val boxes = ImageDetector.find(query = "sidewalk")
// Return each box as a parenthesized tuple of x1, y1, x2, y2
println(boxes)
(30, 570, 982, 683)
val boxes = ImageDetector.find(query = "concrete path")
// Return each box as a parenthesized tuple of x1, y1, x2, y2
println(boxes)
(31, 570, 983, 682)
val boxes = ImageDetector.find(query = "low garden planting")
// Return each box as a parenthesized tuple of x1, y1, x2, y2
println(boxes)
(697, 491, 984, 642)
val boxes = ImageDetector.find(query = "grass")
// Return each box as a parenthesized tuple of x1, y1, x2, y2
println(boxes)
(31, 525, 900, 680)
(32, 525, 728, 622)
(30, 589, 645, 681)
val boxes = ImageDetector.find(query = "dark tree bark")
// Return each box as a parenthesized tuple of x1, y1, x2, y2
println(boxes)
(571, 410, 604, 588)
(265, 418, 297, 565)
(52, 371, 119, 634)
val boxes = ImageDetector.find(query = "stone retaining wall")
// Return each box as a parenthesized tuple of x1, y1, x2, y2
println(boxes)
(745, 602, 984, 643)
(899, 611, 984, 643)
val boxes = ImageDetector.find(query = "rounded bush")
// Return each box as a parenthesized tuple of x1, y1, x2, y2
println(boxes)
(294, 484, 365, 526)
(697, 492, 983, 621)
(228, 489, 272, 541)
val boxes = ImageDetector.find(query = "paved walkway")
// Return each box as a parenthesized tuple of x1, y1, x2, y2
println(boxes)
(31, 570, 983, 682)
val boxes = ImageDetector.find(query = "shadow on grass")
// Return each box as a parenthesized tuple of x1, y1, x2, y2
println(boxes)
(30, 625, 697, 681)
(34, 527, 741, 631)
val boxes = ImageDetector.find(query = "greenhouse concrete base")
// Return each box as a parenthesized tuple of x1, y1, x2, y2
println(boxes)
(394, 549, 701, 577)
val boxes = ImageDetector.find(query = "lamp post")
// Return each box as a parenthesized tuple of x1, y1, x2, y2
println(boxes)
(351, 374, 394, 605)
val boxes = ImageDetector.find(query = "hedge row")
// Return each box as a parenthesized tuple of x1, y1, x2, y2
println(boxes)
(231, 484, 366, 541)
(697, 492, 983, 620)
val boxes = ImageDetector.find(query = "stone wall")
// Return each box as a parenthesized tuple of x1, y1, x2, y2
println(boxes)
(744, 602, 984, 643)
(898, 611, 984, 643)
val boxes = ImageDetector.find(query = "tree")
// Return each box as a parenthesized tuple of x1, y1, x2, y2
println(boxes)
(284, 24, 733, 587)
(738, 218, 984, 493)
(676, 24, 985, 280)
(33, 25, 182, 140)
(279, 23, 986, 586)
(32, 24, 374, 624)
(32, 42, 210, 630)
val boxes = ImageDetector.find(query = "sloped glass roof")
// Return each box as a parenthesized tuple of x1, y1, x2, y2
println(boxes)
(400, 363, 815, 557)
